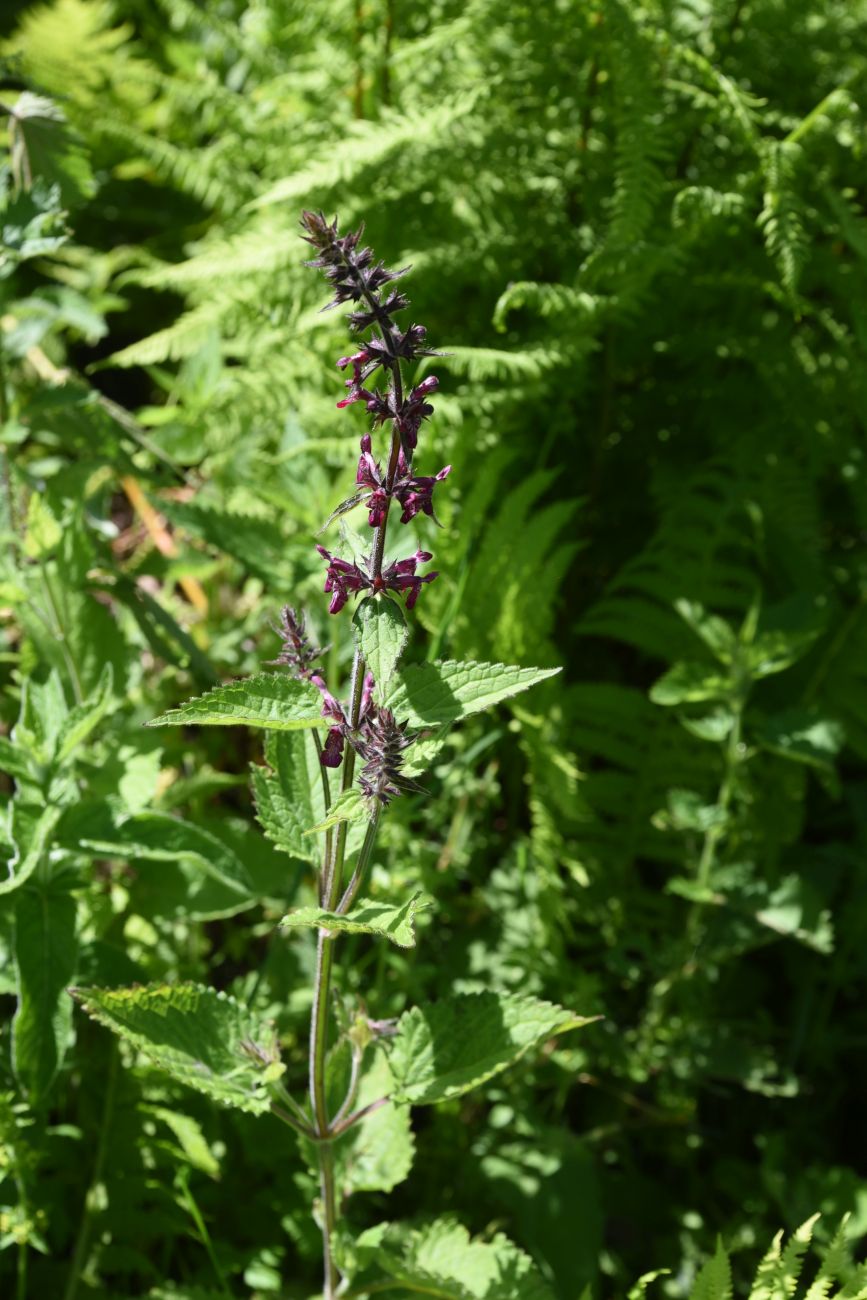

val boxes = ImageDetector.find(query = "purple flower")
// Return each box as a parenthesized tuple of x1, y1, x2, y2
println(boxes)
(316, 544, 438, 612)
(394, 455, 451, 524)
(355, 706, 418, 806)
(315, 545, 369, 614)
(355, 435, 390, 527)
(267, 606, 321, 678)
(378, 550, 438, 610)
(309, 669, 378, 769)
(300, 211, 406, 312)
(354, 437, 450, 527)
(396, 377, 439, 452)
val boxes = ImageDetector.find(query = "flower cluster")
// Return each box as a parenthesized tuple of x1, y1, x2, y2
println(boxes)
(356, 434, 450, 527)
(267, 606, 322, 677)
(355, 706, 417, 806)
(307, 666, 417, 803)
(300, 209, 447, 607)
(316, 545, 437, 614)
(277, 214, 450, 790)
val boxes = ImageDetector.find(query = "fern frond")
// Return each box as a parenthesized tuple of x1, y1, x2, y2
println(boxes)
(252, 94, 479, 210)
(437, 344, 564, 382)
(750, 1215, 819, 1300)
(493, 281, 603, 330)
(673, 187, 749, 231)
(758, 140, 808, 299)
(692, 1239, 733, 1300)
(95, 118, 242, 211)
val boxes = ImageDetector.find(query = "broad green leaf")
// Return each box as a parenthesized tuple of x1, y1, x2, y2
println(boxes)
(753, 875, 834, 954)
(80, 813, 253, 895)
(70, 983, 281, 1115)
(692, 1239, 732, 1300)
(344, 1216, 556, 1300)
(353, 597, 408, 699)
(666, 877, 723, 905)
(53, 663, 115, 763)
(22, 491, 62, 558)
(747, 632, 818, 679)
(334, 1048, 415, 1195)
(251, 766, 310, 861)
(14, 670, 68, 759)
(144, 1105, 220, 1178)
(0, 805, 61, 896)
(758, 710, 844, 771)
(6, 92, 94, 205)
(147, 673, 323, 730)
(280, 893, 429, 949)
(0, 736, 36, 785)
(679, 707, 735, 743)
(650, 662, 730, 707)
(675, 601, 737, 663)
(251, 730, 332, 862)
(654, 789, 729, 833)
(389, 992, 596, 1105)
(304, 787, 366, 834)
(385, 659, 560, 727)
(13, 884, 77, 1102)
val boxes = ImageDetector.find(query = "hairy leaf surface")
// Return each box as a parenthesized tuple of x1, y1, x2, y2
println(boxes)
(148, 674, 323, 729)
(71, 983, 281, 1114)
(389, 992, 596, 1105)
(385, 660, 560, 726)
(281, 893, 429, 949)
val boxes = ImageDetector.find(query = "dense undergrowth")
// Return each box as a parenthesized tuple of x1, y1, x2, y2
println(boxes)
(2, 0, 867, 1296)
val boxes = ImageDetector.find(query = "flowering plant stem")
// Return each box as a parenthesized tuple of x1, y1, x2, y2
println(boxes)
(292, 210, 448, 1296)
(308, 649, 365, 1298)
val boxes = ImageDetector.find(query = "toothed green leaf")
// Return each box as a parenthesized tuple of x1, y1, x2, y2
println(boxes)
(251, 730, 327, 863)
(389, 991, 597, 1105)
(70, 983, 281, 1115)
(147, 674, 323, 730)
(342, 1216, 556, 1300)
(353, 597, 409, 699)
(280, 892, 430, 949)
(13, 884, 77, 1102)
(385, 659, 560, 727)
(80, 812, 253, 895)
(304, 787, 366, 834)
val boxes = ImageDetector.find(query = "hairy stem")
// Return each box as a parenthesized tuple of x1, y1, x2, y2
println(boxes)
(337, 807, 381, 914)
(330, 1095, 389, 1138)
(331, 1041, 363, 1131)
(309, 648, 366, 1298)
(311, 729, 334, 905)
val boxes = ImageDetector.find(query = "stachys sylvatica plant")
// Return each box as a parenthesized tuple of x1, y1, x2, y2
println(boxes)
(71, 214, 594, 1298)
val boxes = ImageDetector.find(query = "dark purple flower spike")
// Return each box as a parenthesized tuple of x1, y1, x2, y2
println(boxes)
(275, 214, 450, 781)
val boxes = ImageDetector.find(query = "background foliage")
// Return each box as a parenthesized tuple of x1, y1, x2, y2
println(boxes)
(2, 0, 867, 1295)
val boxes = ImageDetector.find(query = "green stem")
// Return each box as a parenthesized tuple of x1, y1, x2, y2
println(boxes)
(271, 1100, 317, 1140)
(694, 703, 743, 893)
(41, 566, 84, 705)
(331, 1041, 363, 1131)
(63, 1043, 118, 1300)
(309, 649, 366, 1299)
(311, 729, 334, 905)
(337, 808, 381, 914)
(177, 1168, 232, 1297)
(0, 333, 16, 538)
